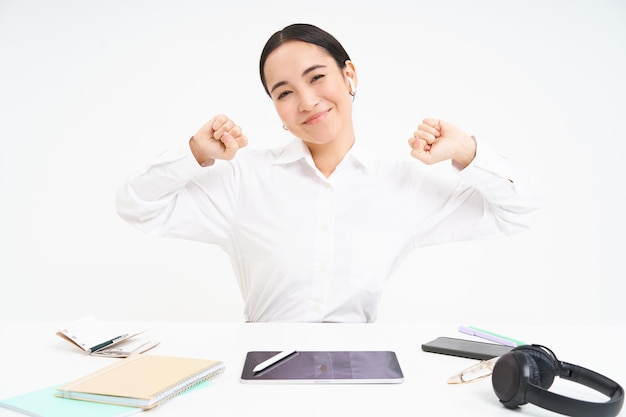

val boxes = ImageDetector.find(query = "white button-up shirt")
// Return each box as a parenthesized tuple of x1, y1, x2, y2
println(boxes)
(116, 138, 540, 322)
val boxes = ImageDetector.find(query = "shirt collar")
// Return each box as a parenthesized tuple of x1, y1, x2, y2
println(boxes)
(274, 138, 311, 165)
(274, 138, 377, 173)
(346, 139, 377, 172)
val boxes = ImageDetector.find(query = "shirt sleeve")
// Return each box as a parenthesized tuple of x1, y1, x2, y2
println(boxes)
(410, 138, 542, 246)
(115, 144, 239, 245)
(460, 139, 541, 230)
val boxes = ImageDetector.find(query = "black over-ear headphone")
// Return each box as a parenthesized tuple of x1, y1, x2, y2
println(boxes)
(492, 345, 624, 417)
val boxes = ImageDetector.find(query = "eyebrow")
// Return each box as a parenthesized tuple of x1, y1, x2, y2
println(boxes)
(269, 64, 327, 94)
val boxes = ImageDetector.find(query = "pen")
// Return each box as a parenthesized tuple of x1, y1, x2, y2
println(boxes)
(458, 325, 525, 347)
(89, 334, 128, 353)
(253, 350, 297, 373)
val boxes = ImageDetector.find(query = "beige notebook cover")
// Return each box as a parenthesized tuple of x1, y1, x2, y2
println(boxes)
(55, 354, 225, 409)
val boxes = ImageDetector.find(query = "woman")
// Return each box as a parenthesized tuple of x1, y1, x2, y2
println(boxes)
(116, 23, 540, 323)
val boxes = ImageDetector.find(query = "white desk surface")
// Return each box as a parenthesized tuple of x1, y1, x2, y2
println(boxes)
(0, 322, 624, 417)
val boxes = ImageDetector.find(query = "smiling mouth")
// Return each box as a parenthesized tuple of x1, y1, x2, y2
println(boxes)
(303, 109, 330, 125)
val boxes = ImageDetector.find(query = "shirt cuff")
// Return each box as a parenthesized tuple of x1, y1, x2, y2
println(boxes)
(147, 143, 206, 178)
(458, 138, 515, 184)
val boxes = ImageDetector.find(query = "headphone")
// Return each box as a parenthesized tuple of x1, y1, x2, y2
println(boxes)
(492, 345, 624, 417)
(348, 77, 356, 97)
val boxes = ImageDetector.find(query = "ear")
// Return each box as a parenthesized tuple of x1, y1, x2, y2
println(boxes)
(343, 60, 358, 89)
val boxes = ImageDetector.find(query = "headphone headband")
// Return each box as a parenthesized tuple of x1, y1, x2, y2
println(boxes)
(526, 362, 624, 417)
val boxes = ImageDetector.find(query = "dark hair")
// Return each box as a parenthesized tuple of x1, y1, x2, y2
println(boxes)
(259, 23, 351, 96)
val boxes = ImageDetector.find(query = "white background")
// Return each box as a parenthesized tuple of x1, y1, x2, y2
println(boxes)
(1, 0, 624, 324)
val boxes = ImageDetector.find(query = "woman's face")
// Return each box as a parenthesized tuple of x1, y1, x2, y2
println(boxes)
(263, 41, 356, 147)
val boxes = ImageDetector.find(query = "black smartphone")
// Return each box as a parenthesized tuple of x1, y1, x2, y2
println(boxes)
(421, 337, 513, 360)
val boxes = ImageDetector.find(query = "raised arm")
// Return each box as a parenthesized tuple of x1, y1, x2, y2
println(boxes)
(116, 115, 247, 243)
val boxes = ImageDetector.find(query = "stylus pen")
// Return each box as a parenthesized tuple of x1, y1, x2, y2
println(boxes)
(458, 325, 525, 347)
(253, 350, 298, 373)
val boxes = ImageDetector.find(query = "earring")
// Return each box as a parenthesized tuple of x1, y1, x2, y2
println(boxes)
(282, 125, 289, 130)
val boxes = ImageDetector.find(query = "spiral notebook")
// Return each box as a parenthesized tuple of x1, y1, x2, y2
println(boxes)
(55, 354, 225, 409)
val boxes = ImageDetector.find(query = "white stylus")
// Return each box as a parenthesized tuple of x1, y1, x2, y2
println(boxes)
(253, 350, 297, 373)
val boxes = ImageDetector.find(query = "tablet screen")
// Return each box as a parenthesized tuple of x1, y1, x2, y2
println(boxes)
(240, 351, 404, 384)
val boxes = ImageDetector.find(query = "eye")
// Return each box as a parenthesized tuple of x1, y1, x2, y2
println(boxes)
(276, 90, 292, 100)
(310, 74, 325, 83)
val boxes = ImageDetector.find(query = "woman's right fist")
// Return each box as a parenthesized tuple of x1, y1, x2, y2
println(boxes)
(189, 114, 248, 166)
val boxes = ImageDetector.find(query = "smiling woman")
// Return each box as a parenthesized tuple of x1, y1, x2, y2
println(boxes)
(115, 23, 541, 323)
(263, 40, 357, 176)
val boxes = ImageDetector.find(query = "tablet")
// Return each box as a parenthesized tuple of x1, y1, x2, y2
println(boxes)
(240, 351, 404, 384)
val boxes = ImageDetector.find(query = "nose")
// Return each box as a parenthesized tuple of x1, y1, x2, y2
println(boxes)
(297, 87, 320, 112)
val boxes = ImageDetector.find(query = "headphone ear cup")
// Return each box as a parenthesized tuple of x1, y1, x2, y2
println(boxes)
(492, 346, 561, 409)
(522, 351, 544, 387)
(492, 351, 527, 408)
(518, 346, 559, 389)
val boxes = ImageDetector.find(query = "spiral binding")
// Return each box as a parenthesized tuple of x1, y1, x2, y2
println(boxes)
(151, 362, 226, 408)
